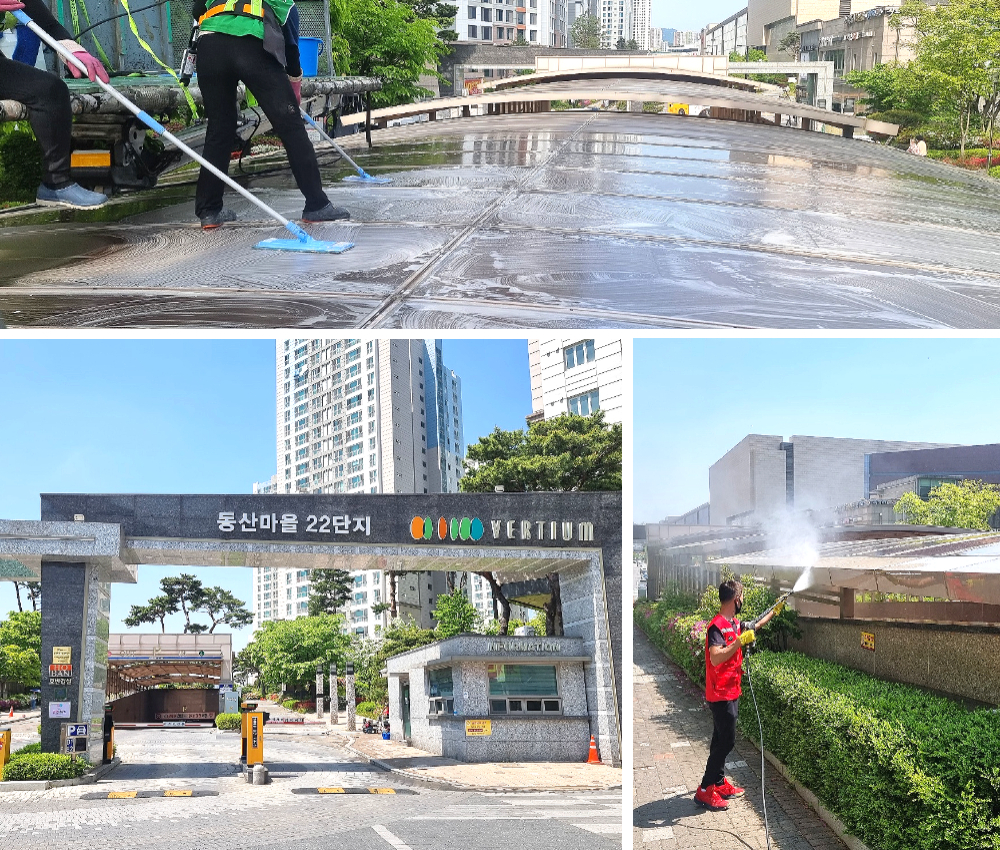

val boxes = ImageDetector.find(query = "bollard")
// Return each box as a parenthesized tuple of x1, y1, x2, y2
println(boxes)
(316, 665, 324, 720)
(329, 661, 338, 726)
(345, 662, 356, 732)
(251, 763, 270, 785)
(0, 728, 10, 771)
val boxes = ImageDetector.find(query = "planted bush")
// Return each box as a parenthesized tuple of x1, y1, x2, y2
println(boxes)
(2, 753, 90, 782)
(355, 701, 382, 719)
(10, 743, 41, 758)
(280, 698, 298, 710)
(215, 713, 241, 731)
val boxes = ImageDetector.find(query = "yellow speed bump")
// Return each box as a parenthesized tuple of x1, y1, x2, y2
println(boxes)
(370, 788, 396, 794)
(318, 787, 346, 794)
(164, 790, 193, 797)
(108, 791, 137, 798)
(299, 787, 405, 795)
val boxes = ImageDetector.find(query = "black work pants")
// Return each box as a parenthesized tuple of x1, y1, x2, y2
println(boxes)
(0, 53, 73, 188)
(195, 32, 328, 217)
(700, 698, 738, 789)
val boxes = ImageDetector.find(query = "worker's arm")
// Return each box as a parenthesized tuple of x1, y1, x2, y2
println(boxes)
(708, 640, 742, 667)
(191, 0, 208, 22)
(19, 0, 73, 40)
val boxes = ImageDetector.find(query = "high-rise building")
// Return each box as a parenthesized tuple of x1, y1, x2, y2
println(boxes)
(253, 339, 465, 635)
(527, 338, 623, 424)
(457, 0, 554, 46)
(632, 0, 650, 48)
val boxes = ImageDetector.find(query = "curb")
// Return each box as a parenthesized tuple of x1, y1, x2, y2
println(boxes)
(342, 741, 621, 793)
(0, 757, 121, 792)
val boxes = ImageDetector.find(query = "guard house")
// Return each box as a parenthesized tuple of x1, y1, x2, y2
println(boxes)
(385, 634, 601, 763)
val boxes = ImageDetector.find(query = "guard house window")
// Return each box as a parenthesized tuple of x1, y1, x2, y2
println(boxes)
(428, 667, 454, 715)
(488, 664, 561, 714)
(564, 339, 595, 369)
(568, 389, 599, 416)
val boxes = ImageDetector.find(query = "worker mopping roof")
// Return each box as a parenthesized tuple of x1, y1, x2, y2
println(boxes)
(14, 8, 354, 254)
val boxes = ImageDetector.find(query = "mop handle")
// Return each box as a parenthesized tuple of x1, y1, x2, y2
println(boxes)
(14, 9, 310, 242)
(300, 109, 364, 174)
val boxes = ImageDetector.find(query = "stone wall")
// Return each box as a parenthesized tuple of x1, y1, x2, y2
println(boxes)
(792, 617, 1000, 705)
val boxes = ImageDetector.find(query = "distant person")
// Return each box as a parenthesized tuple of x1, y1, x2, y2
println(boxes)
(916, 136, 928, 156)
(0, 0, 109, 208)
(693, 579, 784, 812)
(907, 137, 919, 155)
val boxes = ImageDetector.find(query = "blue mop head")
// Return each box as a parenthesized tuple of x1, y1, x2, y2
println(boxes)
(254, 237, 355, 253)
(343, 172, 392, 185)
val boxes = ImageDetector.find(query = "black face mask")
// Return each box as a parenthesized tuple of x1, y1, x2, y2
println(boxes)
(734, 598, 743, 616)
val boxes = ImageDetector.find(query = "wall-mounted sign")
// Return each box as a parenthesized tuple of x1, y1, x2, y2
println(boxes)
(861, 631, 876, 651)
(465, 719, 492, 737)
(217, 511, 371, 536)
(410, 516, 595, 544)
(48, 663, 73, 686)
(52, 647, 72, 665)
(486, 640, 562, 653)
(48, 702, 71, 718)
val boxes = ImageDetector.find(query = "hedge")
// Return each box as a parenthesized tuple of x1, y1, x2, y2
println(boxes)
(635, 601, 1000, 850)
(215, 713, 241, 731)
(1, 753, 90, 782)
(355, 701, 383, 719)
(10, 743, 41, 758)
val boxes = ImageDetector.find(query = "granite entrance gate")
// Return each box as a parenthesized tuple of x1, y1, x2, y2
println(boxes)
(0, 491, 621, 765)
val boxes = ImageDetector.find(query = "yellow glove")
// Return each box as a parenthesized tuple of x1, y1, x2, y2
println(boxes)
(773, 600, 786, 616)
(739, 629, 756, 647)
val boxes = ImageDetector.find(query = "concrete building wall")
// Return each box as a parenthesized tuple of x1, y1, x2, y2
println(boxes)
(793, 617, 1000, 706)
(867, 443, 1000, 496)
(747, 0, 844, 50)
(709, 434, 786, 525)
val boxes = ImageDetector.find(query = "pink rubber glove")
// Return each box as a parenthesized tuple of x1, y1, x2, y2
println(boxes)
(58, 40, 110, 84)
(0, 1, 26, 12)
(289, 76, 302, 106)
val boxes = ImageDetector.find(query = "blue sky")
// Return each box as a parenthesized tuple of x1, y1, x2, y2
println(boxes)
(0, 339, 532, 650)
(653, 0, 739, 33)
(635, 338, 1000, 523)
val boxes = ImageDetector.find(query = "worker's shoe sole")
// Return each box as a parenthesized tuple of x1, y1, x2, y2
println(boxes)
(200, 208, 239, 229)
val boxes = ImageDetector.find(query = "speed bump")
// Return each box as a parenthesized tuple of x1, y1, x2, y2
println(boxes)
(292, 787, 416, 795)
(81, 789, 219, 800)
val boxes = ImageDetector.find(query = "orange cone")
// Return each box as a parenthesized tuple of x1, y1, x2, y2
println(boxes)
(7, 707, 12, 718)
(587, 735, 600, 764)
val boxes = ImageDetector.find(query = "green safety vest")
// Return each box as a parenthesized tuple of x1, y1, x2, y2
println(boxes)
(199, 0, 294, 40)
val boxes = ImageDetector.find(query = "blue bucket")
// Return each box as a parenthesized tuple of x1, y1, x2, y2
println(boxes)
(381, 731, 390, 740)
(299, 37, 323, 77)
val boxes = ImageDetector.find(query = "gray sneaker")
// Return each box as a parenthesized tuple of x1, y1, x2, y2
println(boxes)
(36, 182, 108, 209)
(302, 202, 350, 222)
(200, 208, 239, 230)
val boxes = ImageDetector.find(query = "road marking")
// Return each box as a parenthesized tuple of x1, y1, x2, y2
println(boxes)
(294, 787, 411, 795)
(318, 788, 346, 794)
(372, 825, 412, 850)
(575, 823, 622, 834)
(642, 827, 675, 841)
(107, 791, 137, 799)
(669, 741, 690, 748)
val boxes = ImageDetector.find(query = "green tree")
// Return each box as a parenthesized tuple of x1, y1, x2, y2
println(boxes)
(197, 588, 253, 633)
(406, 0, 458, 41)
(626, 39, 638, 51)
(778, 31, 801, 60)
(616, 37, 626, 50)
(0, 610, 41, 696)
(123, 594, 179, 633)
(160, 574, 206, 633)
(894, 480, 1000, 530)
(350, 619, 436, 705)
(570, 13, 602, 49)
(241, 615, 351, 697)
(307, 569, 354, 616)
(461, 410, 622, 636)
(432, 589, 478, 638)
(332, 0, 447, 108)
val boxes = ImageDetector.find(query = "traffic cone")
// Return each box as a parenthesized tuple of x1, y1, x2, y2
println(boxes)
(7, 707, 12, 719)
(587, 735, 600, 765)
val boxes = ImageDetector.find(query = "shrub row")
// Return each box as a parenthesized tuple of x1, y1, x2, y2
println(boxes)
(1, 753, 90, 782)
(0, 694, 32, 711)
(355, 701, 383, 719)
(635, 602, 1000, 850)
(215, 713, 241, 731)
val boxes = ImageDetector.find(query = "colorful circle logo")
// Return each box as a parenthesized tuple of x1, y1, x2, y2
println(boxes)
(410, 516, 484, 542)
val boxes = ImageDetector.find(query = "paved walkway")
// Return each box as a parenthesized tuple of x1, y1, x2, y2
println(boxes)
(633, 626, 846, 850)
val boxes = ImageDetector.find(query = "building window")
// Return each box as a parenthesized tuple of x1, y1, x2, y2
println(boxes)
(481, 7, 491, 21)
(481, 25, 492, 38)
(468, 4, 476, 17)
(428, 667, 454, 714)
(568, 389, 600, 416)
(487, 664, 560, 714)
(564, 339, 595, 369)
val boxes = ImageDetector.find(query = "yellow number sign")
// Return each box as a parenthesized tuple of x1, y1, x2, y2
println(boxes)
(465, 719, 492, 737)
(861, 631, 875, 651)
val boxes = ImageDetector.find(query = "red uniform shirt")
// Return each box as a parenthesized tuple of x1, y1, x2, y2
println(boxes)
(705, 613, 742, 702)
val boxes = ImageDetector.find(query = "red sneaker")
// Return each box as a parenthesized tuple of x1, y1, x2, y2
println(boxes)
(694, 785, 728, 811)
(716, 777, 745, 798)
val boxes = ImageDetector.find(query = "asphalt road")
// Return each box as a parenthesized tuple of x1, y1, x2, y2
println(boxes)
(1, 728, 622, 850)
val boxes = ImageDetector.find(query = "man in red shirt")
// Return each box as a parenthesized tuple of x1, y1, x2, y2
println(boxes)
(694, 579, 782, 811)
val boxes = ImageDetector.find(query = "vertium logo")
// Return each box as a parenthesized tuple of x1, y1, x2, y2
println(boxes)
(410, 516, 595, 543)
(411, 516, 485, 541)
